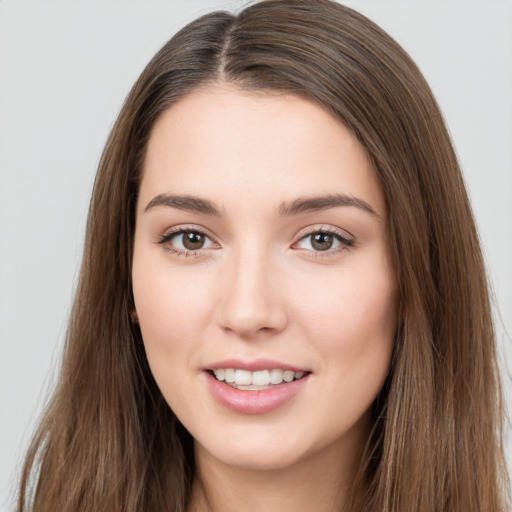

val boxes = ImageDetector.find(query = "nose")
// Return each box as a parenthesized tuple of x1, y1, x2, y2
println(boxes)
(217, 249, 288, 339)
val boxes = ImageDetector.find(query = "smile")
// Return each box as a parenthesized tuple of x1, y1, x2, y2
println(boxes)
(212, 368, 306, 390)
(205, 365, 311, 414)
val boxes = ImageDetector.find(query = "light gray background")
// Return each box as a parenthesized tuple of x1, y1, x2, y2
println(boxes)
(1, 1, 511, 508)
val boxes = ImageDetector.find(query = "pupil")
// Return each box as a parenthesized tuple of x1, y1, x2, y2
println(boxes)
(312, 233, 333, 251)
(183, 231, 205, 250)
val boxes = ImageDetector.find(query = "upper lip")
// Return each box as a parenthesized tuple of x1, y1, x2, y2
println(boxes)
(205, 358, 310, 373)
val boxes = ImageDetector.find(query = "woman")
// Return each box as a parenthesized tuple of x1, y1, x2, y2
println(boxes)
(16, 1, 510, 511)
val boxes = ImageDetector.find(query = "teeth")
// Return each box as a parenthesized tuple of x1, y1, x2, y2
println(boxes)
(212, 368, 306, 386)
(234, 369, 252, 385)
(269, 369, 283, 384)
(283, 370, 295, 383)
(251, 370, 270, 386)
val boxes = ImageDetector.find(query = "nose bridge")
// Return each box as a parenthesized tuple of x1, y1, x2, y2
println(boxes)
(218, 241, 287, 337)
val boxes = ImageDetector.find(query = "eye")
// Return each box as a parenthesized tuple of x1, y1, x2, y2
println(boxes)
(158, 228, 216, 255)
(295, 229, 353, 253)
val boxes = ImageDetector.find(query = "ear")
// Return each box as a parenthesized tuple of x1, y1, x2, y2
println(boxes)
(131, 309, 139, 324)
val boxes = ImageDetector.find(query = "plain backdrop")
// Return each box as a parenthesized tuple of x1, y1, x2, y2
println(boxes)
(1, 0, 511, 508)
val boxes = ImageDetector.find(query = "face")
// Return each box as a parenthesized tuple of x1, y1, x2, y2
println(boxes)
(132, 85, 398, 471)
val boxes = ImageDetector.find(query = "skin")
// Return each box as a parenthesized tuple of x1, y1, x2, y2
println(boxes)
(132, 84, 399, 511)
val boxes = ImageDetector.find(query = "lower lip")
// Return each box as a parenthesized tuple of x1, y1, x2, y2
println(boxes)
(205, 372, 310, 415)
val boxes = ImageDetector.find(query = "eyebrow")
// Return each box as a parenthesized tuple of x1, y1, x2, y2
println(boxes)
(278, 194, 379, 217)
(144, 193, 378, 218)
(144, 194, 221, 216)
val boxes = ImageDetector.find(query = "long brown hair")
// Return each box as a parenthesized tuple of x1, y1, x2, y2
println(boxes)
(17, 1, 509, 510)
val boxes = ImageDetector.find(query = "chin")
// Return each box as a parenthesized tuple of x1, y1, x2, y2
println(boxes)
(192, 419, 357, 474)
(198, 439, 310, 472)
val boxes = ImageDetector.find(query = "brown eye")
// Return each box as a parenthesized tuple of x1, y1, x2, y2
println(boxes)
(295, 229, 353, 254)
(158, 228, 215, 254)
(311, 232, 334, 251)
(182, 230, 205, 250)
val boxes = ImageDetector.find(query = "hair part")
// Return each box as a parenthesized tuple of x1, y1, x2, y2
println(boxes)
(18, 1, 509, 511)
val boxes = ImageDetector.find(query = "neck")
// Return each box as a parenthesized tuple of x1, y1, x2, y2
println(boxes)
(187, 431, 366, 512)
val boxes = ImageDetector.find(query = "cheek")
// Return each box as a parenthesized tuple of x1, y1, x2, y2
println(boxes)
(299, 271, 398, 344)
(294, 260, 398, 384)
(131, 248, 215, 379)
(307, 272, 397, 414)
(131, 260, 216, 415)
(133, 246, 214, 332)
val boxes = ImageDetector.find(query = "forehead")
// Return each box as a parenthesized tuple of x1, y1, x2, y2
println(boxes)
(140, 85, 386, 217)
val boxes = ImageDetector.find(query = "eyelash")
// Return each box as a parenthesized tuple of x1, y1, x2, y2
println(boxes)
(156, 226, 355, 259)
(157, 226, 214, 258)
(293, 227, 354, 258)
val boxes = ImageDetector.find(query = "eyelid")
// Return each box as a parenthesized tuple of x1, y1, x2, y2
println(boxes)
(156, 225, 220, 256)
(295, 224, 354, 243)
(155, 223, 355, 259)
(292, 225, 355, 257)
(158, 224, 214, 242)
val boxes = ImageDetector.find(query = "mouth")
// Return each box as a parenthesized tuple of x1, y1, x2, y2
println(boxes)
(208, 368, 309, 391)
(205, 363, 311, 414)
